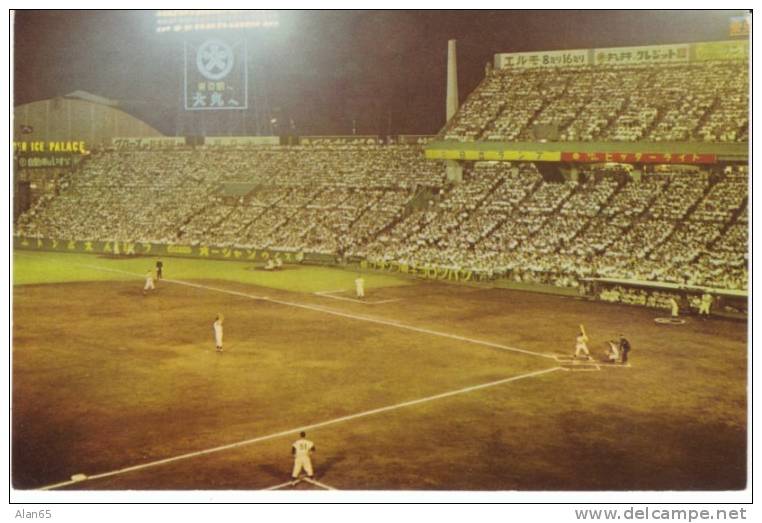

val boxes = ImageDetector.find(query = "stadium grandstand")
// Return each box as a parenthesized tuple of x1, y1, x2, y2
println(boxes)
(14, 37, 749, 316)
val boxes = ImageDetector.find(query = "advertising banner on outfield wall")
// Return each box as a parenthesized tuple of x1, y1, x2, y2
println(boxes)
(593, 44, 689, 65)
(693, 40, 749, 61)
(14, 237, 306, 264)
(495, 48, 589, 69)
(560, 152, 717, 164)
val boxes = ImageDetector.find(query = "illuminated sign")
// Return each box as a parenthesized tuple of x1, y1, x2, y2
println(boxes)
(14, 141, 88, 154)
(185, 38, 248, 111)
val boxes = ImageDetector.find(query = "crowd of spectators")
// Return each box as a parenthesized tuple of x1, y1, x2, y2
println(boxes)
(442, 61, 748, 143)
(15, 144, 748, 292)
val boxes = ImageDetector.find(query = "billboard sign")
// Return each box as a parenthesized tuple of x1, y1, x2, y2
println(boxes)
(495, 49, 589, 69)
(593, 44, 689, 65)
(560, 152, 717, 164)
(184, 38, 248, 110)
(693, 40, 749, 61)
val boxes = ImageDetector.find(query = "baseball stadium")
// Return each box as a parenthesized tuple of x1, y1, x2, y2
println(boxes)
(11, 10, 750, 493)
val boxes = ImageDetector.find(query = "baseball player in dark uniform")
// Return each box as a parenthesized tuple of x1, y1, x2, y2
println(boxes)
(619, 335, 631, 364)
(156, 259, 163, 280)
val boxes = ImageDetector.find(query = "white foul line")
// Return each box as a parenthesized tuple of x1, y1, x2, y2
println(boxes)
(302, 477, 338, 490)
(76, 263, 556, 360)
(39, 366, 562, 490)
(314, 289, 401, 305)
(263, 479, 298, 491)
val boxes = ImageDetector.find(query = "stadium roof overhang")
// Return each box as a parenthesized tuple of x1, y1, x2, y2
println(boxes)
(424, 140, 748, 164)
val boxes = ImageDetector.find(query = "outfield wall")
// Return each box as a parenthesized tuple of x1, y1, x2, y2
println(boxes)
(12, 236, 324, 265)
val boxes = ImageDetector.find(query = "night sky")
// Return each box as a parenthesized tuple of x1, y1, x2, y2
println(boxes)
(12, 10, 749, 136)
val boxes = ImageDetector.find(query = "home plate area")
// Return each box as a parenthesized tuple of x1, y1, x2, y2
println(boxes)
(265, 477, 337, 490)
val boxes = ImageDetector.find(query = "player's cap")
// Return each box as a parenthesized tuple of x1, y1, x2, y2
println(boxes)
(300, 431, 306, 438)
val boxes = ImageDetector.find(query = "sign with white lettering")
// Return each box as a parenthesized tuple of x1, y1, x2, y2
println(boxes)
(184, 38, 248, 111)
(495, 49, 589, 69)
(593, 44, 689, 65)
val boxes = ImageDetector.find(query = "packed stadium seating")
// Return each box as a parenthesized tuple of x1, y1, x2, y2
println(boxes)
(15, 143, 748, 292)
(442, 61, 749, 143)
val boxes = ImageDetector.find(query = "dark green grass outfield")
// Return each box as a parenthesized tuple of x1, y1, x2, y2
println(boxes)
(12, 251, 747, 490)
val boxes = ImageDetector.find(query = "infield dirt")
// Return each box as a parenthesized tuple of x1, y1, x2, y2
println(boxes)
(12, 256, 747, 490)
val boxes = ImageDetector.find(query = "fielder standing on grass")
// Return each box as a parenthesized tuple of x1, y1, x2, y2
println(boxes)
(355, 274, 365, 299)
(213, 313, 224, 352)
(291, 431, 316, 483)
(156, 259, 163, 280)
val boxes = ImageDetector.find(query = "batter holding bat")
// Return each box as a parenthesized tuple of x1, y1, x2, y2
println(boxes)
(574, 324, 591, 359)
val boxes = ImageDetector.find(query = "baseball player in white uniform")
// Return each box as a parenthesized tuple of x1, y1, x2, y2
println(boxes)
(143, 269, 155, 293)
(574, 331, 590, 359)
(698, 293, 713, 316)
(669, 297, 680, 318)
(213, 314, 224, 352)
(355, 275, 365, 299)
(291, 431, 315, 482)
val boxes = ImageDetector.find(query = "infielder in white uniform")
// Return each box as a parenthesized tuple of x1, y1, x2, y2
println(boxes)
(574, 331, 590, 359)
(291, 431, 315, 481)
(143, 270, 155, 293)
(355, 275, 365, 299)
(213, 314, 224, 352)
(669, 297, 680, 318)
(698, 293, 713, 316)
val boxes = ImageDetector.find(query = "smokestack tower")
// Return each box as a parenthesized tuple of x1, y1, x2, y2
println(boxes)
(446, 39, 459, 121)
(445, 39, 463, 183)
